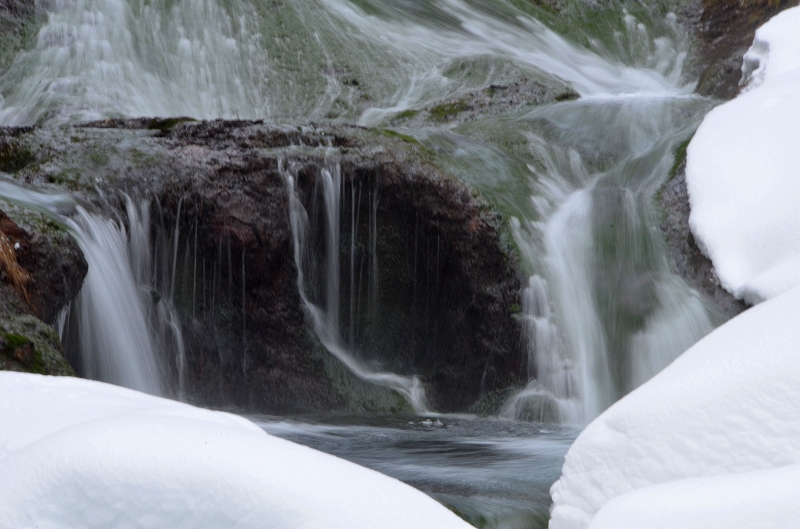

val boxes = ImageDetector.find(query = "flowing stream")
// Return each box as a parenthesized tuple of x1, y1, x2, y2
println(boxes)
(0, 0, 724, 527)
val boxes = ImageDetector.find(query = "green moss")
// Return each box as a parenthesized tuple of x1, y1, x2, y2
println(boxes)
(88, 149, 110, 166)
(380, 129, 420, 145)
(393, 109, 419, 120)
(47, 168, 81, 187)
(469, 386, 521, 416)
(509, 303, 522, 315)
(0, 333, 47, 375)
(4, 333, 30, 349)
(428, 101, 469, 121)
(0, 314, 75, 376)
(0, 141, 34, 173)
(668, 136, 693, 182)
(554, 89, 580, 102)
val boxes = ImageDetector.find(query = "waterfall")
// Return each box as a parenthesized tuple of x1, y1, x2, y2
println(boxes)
(283, 162, 429, 413)
(498, 95, 718, 425)
(0, 0, 690, 127)
(59, 198, 187, 397)
(0, 181, 187, 395)
(62, 206, 164, 395)
(0, 0, 726, 423)
(0, 0, 270, 125)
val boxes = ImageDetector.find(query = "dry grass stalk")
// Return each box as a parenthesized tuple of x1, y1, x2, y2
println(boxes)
(0, 232, 31, 305)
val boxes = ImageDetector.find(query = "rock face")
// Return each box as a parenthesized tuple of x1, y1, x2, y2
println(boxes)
(659, 160, 748, 319)
(0, 173, 87, 376)
(1, 120, 527, 413)
(158, 122, 526, 412)
(691, 0, 800, 100)
(385, 78, 579, 128)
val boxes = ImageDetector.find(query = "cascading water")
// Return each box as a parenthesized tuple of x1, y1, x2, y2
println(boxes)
(1, 0, 723, 425)
(0, 181, 188, 397)
(0, 0, 689, 126)
(283, 161, 429, 413)
(494, 93, 719, 424)
(61, 205, 164, 395)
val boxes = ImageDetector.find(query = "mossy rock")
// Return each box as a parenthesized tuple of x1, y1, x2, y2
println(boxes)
(0, 140, 35, 173)
(0, 314, 75, 376)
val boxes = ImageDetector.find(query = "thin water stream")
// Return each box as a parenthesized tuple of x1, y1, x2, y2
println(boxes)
(0, 0, 723, 527)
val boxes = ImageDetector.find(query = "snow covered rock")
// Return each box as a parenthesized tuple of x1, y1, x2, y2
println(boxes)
(589, 464, 800, 529)
(686, 6, 800, 304)
(549, 281, 800, 529)
(0, 372, 471, 529)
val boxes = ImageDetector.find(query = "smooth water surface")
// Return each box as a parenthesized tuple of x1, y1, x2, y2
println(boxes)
(255, 414, 577, 529)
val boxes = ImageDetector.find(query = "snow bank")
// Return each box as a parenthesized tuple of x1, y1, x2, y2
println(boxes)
(589, 464, 800, 529)
(549, 281, 800, 528)
(686, 6, 800, 303)
(0, 372, 470, 529)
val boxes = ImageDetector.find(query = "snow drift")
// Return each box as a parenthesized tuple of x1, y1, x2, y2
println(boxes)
(550, 6, 800, 527)
(0, 372, 471, 529)
(686, 6, 800, 304)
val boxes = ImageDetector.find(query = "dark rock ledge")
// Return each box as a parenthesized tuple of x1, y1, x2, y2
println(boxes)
(0, 121, 527, 413)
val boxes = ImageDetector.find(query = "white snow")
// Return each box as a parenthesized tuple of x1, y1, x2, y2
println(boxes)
(549, 281, 800, 528)
(686, 6, 800, 304)
(549, 7, 800, 527)
(0, 372, 471, 529)
(589, 464, 800, 529)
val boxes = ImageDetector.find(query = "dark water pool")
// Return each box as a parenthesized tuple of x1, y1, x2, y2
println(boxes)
(252, 414, 577, 529)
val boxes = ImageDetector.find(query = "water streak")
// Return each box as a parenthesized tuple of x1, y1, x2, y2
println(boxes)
(283, 162, 429, 413)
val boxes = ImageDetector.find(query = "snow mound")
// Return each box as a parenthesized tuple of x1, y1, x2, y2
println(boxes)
(0, 372, 471, 529)
(589, 464, 800, 529)
(741, 7, 800, 90)
(686, 6, 800, 304)
(549, 282, 800, 528)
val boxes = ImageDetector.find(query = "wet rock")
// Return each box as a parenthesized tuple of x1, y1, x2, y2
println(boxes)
(1, 120, 527, 413)
(1, 131, 89, 380)
(0, 204, 88, 323)
(0, 312, 76, 376)
(159, 122, 527, 412)
(387, 78, 579, 128)
(659, 160, 748, 319)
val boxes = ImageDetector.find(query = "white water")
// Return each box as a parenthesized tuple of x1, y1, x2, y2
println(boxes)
(63, 206, 164, 394)
(0, 0, 690, 126)
(60, 198, 192, 397)
(499, 93, 717, 425)
(0, 180, 189, 396)
(283, 162, 429, 413)
(0, 0, 269, 125)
